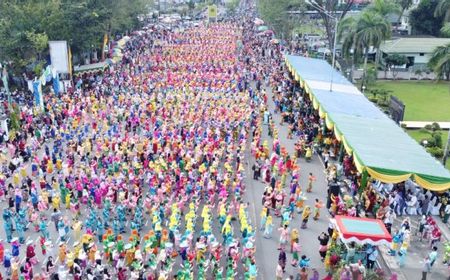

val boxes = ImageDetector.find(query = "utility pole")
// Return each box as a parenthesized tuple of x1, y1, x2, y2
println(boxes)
(443, 129, 450, 166)
(445, 84, 450, 166)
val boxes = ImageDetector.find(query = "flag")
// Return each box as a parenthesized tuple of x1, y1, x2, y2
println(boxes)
(68, 46, 73, 78)
(33, 80, 44, 111)
(53, 72, 60, 95)
(44, 65, 52, 83)
(102, 33, 108, 61)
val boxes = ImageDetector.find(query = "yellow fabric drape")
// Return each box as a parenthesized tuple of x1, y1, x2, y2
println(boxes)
(319, 106, 326, 118)
(325, 115, 334, 130)
(334, 126, 341, 141)
(366, 167, 412, 184)
(312, 97, 319, 110)
(414, 175, 450, 192)
(342, 137, 353, 155)
(353, 153, 365, 174)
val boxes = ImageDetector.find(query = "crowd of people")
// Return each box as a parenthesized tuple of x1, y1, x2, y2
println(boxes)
(0, 1, 274, 279)
(1, 0, 450, 279)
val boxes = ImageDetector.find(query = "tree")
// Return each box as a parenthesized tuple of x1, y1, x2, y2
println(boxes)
(435, 0, 450, 21)
(339, 11, 391, 88)
(395, 0, 413, 29)
(384, 54, 407, 79)
(308, 0, 355, 65)
(366, 0, 400, 18)
(410, 0, 445, 36)
(428, 43, 450, 80)
(441, 22, 450, 37)
(0, 0, 150, 77)
(0, 0, 62, 75)
(257, 0, 305, 40)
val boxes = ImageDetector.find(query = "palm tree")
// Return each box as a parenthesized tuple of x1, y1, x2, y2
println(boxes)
(339, 11, 391, 88)
(366, 0, 400, 18)
(428, 43, 450, 81)
(435, 0, 450, 21)
(441, 22, 450, 37)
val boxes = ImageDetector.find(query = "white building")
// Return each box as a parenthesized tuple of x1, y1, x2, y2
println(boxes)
(380, 37, 450, 69)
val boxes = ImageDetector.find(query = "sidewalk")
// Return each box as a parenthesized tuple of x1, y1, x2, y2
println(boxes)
(353, 69, 437, 80)
(401, 121, 450, 130)
(380, 215, 449, 280)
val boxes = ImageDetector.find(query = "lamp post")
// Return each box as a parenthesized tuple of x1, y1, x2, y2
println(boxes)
(443, 130, 450, 166)
(309, 1, 339, 92)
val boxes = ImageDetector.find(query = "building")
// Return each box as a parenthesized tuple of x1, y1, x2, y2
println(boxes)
(379, 37, 450, 69)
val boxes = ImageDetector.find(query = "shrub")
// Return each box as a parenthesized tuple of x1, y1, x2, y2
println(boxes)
(427, 146, 444, 158)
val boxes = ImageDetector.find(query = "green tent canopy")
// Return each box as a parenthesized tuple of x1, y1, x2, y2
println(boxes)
(285, 55, 450, 191)
(74, 61, 109, 76)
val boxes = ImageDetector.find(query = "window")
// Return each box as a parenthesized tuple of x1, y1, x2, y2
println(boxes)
(419, 53, 425, 56)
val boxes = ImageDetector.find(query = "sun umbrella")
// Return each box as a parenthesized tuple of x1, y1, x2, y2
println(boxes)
(257, 26, 268, 32)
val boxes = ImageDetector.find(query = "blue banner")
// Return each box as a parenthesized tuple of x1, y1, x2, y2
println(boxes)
(33, 81, 42, 108)
(53, 73, 60, 95)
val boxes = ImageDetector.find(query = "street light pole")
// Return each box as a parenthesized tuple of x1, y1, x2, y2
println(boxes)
(309, 1, 339, 92)
(330, 17, 338, 92)
(443, 129, 450, 166)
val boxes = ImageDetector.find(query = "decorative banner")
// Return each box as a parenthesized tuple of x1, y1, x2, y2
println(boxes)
(48, 41, 70, 74)
(102, 33, 108, 61)
(53, 72, 60, 95)
(33, 80, 44, 110)
(208, 5, 218, 19)
(43, 65, 53, 83)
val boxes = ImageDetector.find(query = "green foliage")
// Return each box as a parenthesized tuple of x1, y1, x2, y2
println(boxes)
(435, 0, 450, 21)
(421, 123, 444, 148)
(368, 88, 391, 107)
(257, 0, 305, 39)
(9, 104, 21, 132)
(396, 0, 413, 12)
(366, 0, 400, 17)
(0, 0, 150, 75)
(410, 0, 445, 36)
(428, 43, 450, 80)
(365, 64, 378, 86)
(365, 269, 386, 280)
(427, 146, 444, 158)
(339, 11, 391, 63)
(187, 0, 195, 10)
(385, 54, 407, 79)
(424, 122, 441, 132)
(441, 22, 450, 37)
(385, 54, 407, 67)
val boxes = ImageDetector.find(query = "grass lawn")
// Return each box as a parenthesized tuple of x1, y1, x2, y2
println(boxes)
(406, 129, 450, 170)
(293, 23, 325, 36)
(369, 81, 450, 121)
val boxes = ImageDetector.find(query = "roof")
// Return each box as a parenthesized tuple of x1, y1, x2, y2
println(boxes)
(380, 38, 450, 54)
(285, 55, 450, 191)
(334, 216, 392, 246)
(73, 61, 108, 75)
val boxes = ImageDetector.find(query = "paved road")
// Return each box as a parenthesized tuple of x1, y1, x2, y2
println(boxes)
(244, 83, 331, 279)
(381, 216, 448, 280)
